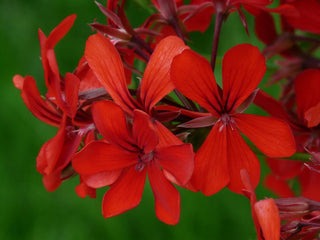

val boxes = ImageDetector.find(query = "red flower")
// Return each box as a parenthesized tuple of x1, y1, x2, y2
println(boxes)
(254, 69, 320, 201)
(72, 100, 194, 225)
(85, 33, 189, 147)
(13, 15, 101, 191)
(171, 43, 296, 195)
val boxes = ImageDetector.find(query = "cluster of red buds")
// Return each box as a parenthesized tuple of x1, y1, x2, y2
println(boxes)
(13, 0, 320, 239)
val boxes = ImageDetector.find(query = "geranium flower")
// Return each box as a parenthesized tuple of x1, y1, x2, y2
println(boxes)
(72, 100, 194, 225)
(85, 33, 189, 147)
(13, 15, 101, 192)
(171, 43, 296, 195)
(254, 69, 320, 201)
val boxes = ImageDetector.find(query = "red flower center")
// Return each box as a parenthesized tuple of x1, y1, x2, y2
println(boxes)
(135, 151, 154, 172)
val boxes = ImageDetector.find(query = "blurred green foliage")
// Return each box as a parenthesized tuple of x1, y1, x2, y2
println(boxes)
(1, 1, 277, 239)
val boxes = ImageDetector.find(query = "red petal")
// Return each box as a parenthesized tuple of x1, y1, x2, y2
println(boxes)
(284, 0, 320, 35)
(183, 1, 214, 33)
(264, 174, 295, 198)
(38, 29, 50, 87)
(36, 117, 66, 175)
(299, 167, 320, 201)
(46, 14, 77, 49)
(92, 100, 136, 151)
(54, 128, 83, 171)
(155, 144, 194, 185)
(149, 162, 181, 225)
(76, 56, 103, 92)
(254, 11, 277, 45)
(72, 141, 138, 175)
(63, 73, 80, 118)
(266, 158, 303, 180)
(234, 113, 296, 158)
(254, 199, 280, 240)
(82, 170, 122, 188)
(191, 121, 229, 196)
(132, 110, 158, 154)
(42, 171, 61, 192)
(222, 44, 266, 113)
(153, 120, 183, 148)
(13, 74, 24, 90)
(253, 90, 292, 123)
(140, 36, 189, 112)
(75, 179, 96, 198)
(46, 48, 64, 106)
(21, 76, 61, 127)
(85, 33, 139, 114)
(171, 49, 221, 117)
(226, 124, 261, 194)
(102, 166, 147, 218)
(295, 69, 320, 124)
(305, 102, 320, 128)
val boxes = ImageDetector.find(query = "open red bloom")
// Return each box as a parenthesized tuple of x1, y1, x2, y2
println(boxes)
(85, 33, 189, 147)
(72, 100, 194, 225)
(171, 43, 296, 195)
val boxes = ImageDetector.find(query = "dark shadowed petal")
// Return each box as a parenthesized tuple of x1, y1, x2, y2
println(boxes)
(85, 33, 139, 114)
(254, 11, 277, 45)
(191, 121, 229, 196)
(155, 143, 194, 185)
(149, 162, 181, 225)
(266, 158, 303, 180)
(222, 44, 266, 113)
(171, 49, 221, 117)
(294, 69, 320, 126)
(264, 174, 295, 198)
(284, 0, 320, 35)
(92, 100, 136, 151)
(234, 113, 296, 158)
(226, 124, 260, 194)
(140, 36, 189, 112)
(102, 166, 147, 218)
(72, 141, 138, 175)
(299, 167, 320, 201)
(132, 110, 158, 154)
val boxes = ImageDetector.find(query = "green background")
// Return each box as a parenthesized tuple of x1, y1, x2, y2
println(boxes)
(1, 0, 277, 239)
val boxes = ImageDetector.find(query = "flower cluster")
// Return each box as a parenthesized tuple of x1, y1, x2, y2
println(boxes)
(14, 0, 320, 239)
